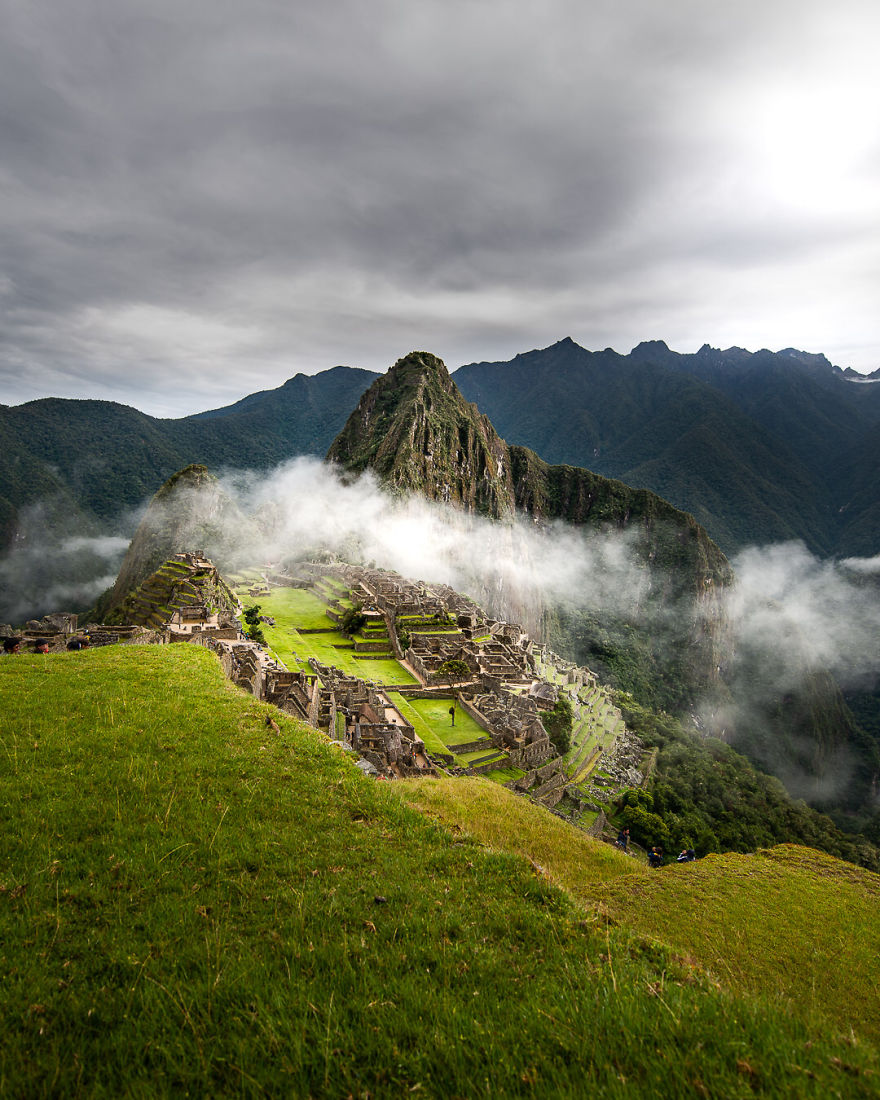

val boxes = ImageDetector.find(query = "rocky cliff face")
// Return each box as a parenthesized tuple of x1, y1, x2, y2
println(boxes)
(327, 351, 517, 518)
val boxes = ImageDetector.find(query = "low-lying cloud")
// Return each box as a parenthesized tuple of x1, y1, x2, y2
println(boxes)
(3, 458, 877, 812)
(218, 457, 651, 630)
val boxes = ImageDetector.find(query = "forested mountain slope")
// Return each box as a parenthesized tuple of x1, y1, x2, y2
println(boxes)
(0, 366, 378, 547)
(454, 338, 880, 556)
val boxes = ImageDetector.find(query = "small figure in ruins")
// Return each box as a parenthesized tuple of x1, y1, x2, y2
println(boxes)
(616, 827, 630, 852)
(2, 636, 22, 655)
(448, 704, 455, 726)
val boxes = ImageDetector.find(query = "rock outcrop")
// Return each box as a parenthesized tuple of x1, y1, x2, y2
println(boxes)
(327, 351, 517, 518)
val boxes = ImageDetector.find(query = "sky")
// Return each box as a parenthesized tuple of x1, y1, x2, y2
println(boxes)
(2, 0, 879, 418)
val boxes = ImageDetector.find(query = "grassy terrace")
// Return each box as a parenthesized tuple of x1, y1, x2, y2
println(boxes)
(404, 697, 487, 748)
(238, 585, 418, 685)
(1, 647, 877, 1096)
(563, 685, 623, 785)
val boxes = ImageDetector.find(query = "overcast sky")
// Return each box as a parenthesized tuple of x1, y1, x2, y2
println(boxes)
(2, 0, 879, 417)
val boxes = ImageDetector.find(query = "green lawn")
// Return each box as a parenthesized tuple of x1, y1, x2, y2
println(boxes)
(246, 586, 337, 632)
(483, 766, 527, 784)
(455, 749, 506, 766)
(405, 697, 489, 748)
(248, 586, 418, 685)
(387, 693, 451, 756)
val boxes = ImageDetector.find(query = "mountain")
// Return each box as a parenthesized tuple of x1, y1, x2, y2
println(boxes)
(326, 351, 879, 823)
(0, 366, 379, 546)
(94, 464, 242, 622)
(454, 338, 880, 556)
(328, 350, 732, 712)
(4, 337, 877, 562)
(329, 351, 729, 571)
(327, 351, 516, 517)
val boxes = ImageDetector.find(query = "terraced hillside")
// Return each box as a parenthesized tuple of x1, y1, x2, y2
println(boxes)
(108, 552, 238, 631)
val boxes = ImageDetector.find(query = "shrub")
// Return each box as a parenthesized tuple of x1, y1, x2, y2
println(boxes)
(340, 603, 367, 636)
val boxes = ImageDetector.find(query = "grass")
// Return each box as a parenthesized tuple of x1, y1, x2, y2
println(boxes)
(587, 844, 880, 1042)
(482, 766, 527, 784)
(398, 776, 880, 1046)
(399, 777, 641, 890)
(454, 749, 506, 766)
(239, 586, 336, 632)
(386, 693, 451, 757)
(404, 697, 488, 747)
(249, 588, 418, 684)
(0, 648, 878, 1095)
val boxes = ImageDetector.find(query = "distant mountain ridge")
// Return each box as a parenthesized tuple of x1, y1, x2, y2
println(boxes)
(0, 367, 379, 549)
(1, 336, 877, 563)
(454, 338, 880, 556)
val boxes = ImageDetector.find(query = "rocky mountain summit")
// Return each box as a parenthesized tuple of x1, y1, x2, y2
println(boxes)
(327, 350, 516, 517)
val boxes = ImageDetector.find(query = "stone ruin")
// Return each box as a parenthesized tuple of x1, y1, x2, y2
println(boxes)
(306, 659, 432, 777)
(458, 675, 554, 769)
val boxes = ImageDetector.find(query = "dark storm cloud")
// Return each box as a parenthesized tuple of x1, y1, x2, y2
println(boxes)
(1, 0, 878, 415)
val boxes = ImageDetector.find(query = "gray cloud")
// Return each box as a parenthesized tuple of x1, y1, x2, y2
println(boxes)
(1, 0, 879, 416)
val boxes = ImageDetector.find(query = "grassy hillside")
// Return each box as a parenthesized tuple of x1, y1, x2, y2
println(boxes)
(1, 646, 878, 1096)
(400, 778, 880, 1042)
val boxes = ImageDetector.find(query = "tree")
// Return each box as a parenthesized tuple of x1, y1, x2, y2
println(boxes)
(543, 694, 573, 755)
(436, 658, 471, 690)
(243, 605, 261, 626)
(340, 602, 367, 636)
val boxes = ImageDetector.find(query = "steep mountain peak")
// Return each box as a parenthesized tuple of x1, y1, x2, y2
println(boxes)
(631, 339, 670, 356)
(326, 351, 516, 517)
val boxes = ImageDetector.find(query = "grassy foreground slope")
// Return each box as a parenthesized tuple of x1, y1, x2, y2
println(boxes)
(401, 778, 880, 1044)
(0, 648, 877, 1098)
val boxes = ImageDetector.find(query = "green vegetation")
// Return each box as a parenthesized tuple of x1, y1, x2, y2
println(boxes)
(1, 648, 878, 1096)
(404, 697, 487, 749)
(232, 585, 334, 632)
(386, 693, 451, 757)
(615, 693, 880, 871)
(590, 845, 880, 1042)
(237, 586, 418, 685)
(435, 657, 471, 688)
(399, 777, 880, 1044)
(339, 601, 367, 636)
(543, 693, 573, 755)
